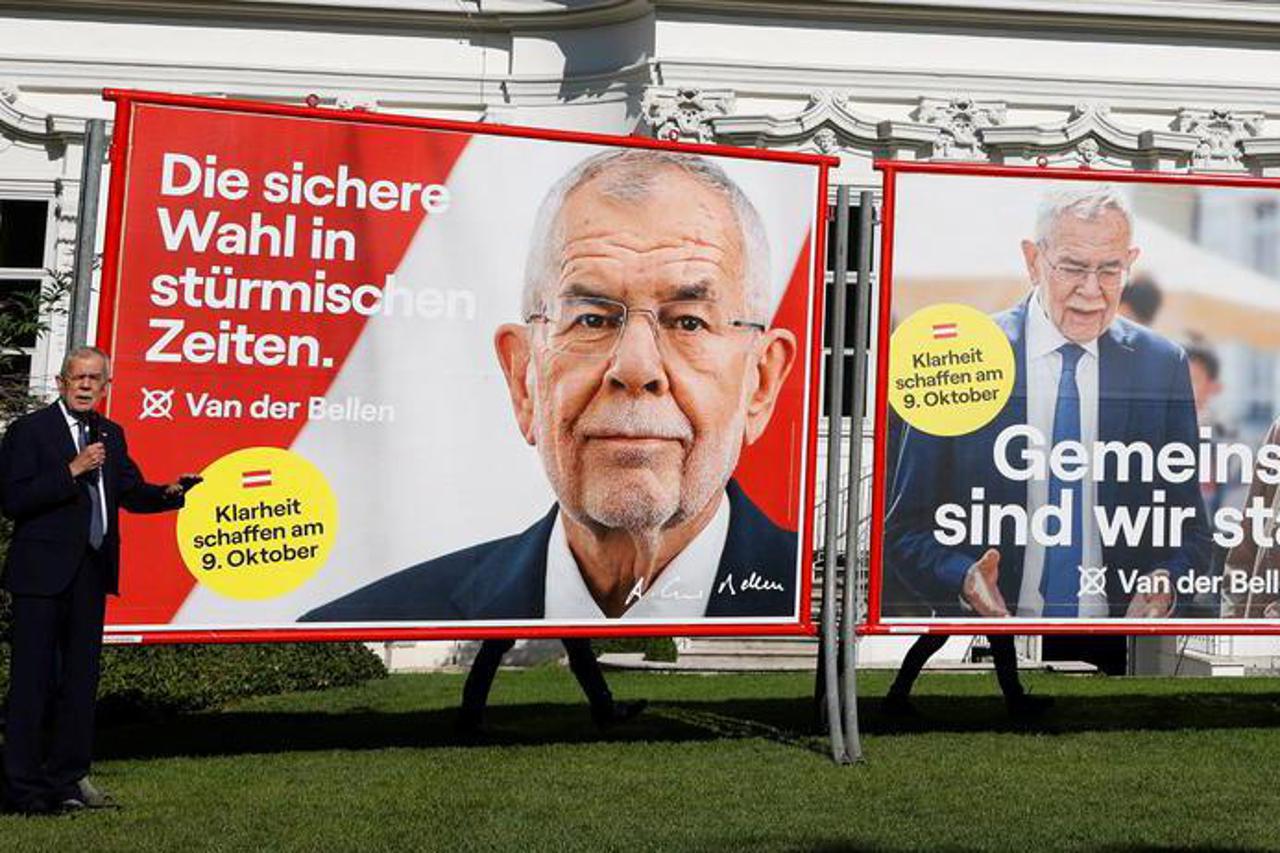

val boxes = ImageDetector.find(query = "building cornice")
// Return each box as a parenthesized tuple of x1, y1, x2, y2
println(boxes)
(0, 57, 650, 109)
(653, 58, 1280, 113)
(17, 0, 1280, 40)
(0, 0, 653, 31)
(656, 0, 1280, 43)
(0, 82, 87, 143)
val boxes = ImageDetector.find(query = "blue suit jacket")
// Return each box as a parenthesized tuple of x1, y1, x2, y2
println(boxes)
(301, 480, 798, 622)
(884, 300, 1210, 617)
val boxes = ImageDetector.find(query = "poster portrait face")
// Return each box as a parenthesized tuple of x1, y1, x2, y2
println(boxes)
(873, 163, 1280, 632)
(99, 93, 829, 639)
(497, 153, 796, 557)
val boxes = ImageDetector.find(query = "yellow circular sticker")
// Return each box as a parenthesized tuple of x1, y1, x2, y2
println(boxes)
(888, 303, 1015, 436)
(176, 447, 337, 600)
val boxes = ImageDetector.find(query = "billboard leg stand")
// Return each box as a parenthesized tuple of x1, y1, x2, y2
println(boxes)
(835, 193, 876, 765)
(819, 187, 852, 762)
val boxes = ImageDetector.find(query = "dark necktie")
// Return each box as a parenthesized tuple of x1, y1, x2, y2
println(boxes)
(1041, 343, 1085, 616)
(78, 420, 105, 550)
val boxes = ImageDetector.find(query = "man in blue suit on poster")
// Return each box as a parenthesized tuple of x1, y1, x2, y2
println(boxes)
(303, 149, 801, 625)
(885, 184, 1211, 622)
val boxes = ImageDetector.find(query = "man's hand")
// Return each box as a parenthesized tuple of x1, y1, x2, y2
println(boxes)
(164, 473, 202, 497)
(962, 548, 1010, 617)
(1123, 569, 1174, 618)
(69, 443, 105, 478)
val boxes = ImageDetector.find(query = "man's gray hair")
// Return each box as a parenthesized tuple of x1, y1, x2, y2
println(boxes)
(60, 346, 111, 378)
(522, 148, 771, 322)
(1034, 183, 1134, 245)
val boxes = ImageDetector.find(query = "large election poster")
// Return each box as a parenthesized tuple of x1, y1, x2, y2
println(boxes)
(871, 162, 1280, 633)
(99, 91, 831, 641)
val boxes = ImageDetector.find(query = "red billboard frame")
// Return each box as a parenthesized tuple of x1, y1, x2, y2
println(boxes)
(97, 89, 837, 645)
(865, 158, 1280, 637)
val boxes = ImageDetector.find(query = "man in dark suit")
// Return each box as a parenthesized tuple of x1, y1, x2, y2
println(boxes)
(304, 148, 800, 625)
(886, 184, 1210, 621)
(0, 346, 193, 814)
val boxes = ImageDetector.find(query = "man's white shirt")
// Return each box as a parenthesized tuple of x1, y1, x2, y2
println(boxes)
(544, 493, 730, 619)
(1016, 294, 1109, 618)
(59, 401, 108, 538)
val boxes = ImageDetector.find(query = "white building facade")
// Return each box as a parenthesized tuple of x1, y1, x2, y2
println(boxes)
(6, 0, 1280, 672)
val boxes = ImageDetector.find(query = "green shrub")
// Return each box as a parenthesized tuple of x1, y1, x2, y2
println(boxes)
(0, 632, 386, 719)
(92, 642, 387, 717)
(0, 522, 385, 717)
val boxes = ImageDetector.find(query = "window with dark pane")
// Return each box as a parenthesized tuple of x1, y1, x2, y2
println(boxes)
(0, 279, 43, 348)
(0, 200, 48, 269)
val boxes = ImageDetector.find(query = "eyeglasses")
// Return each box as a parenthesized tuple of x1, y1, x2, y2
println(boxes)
(61, 372, 108, 385)
(526, 296, 765, 361)
(1042, 257, 1128, 291)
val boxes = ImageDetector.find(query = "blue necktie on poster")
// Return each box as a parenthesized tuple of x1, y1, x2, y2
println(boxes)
(78, 420, 105, 550)
(1041, 343, 1084, 617)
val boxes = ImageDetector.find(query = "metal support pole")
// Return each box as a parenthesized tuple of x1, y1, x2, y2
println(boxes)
(820, 186, 851, 763)
(68, 119, 108, 353)
(838, 192, 876, 764)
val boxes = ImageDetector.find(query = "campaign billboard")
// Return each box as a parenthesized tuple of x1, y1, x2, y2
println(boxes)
(97, 91, 832, 642)
(869, 161, 1280, 634)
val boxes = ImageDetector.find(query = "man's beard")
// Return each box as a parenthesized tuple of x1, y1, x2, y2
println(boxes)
(542, 401, 745, 535)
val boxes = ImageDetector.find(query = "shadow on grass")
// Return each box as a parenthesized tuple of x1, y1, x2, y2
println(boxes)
(93, 702, 747, 761)
(92, 689, 1280, 762)
(863, 690, 1280, 736)
(788, 840, 1249, 845)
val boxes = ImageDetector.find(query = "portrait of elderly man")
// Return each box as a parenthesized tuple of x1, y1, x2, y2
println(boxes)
(303, 148, 800, 622)
(886, 183, 1210, 619)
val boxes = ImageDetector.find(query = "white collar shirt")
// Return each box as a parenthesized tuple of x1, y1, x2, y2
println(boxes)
(543, 493, 730, 620)
(59, 400, 108, 538)
(1017, 293, 1108, 618)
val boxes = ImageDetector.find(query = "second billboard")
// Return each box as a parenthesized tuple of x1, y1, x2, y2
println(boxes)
(874, 163, 1280, 631)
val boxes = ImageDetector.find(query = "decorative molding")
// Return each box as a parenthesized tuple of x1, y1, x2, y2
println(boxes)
(911, 96, 1006, 161)
(641, 86, 735, 142)
(334, 92, 380, 112)
(1075, 137, 1101, 165)
(1240, 137, 1280, 177)
(0, 81, 88, 145)
(1174, 107, 1264, 170)
(647, 84, 1280, 175)
(811, 127, 838, 154)
(708, 89, 936, 158)
(52, 178, 79, 276)
(979, 102, 1198, 169)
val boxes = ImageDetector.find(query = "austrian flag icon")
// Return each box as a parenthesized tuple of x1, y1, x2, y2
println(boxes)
(932, 322, 958, 340)
(241, 469, 273, 489)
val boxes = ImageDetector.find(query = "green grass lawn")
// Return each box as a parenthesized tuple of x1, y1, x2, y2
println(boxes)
(5, 667, 1280, 851)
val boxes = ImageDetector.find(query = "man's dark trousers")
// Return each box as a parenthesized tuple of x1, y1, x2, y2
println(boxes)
(462, 638, 613, 721)
(5, 548, 107, 808)
(889, 634, 1023, 700)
